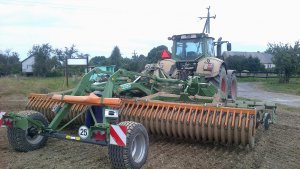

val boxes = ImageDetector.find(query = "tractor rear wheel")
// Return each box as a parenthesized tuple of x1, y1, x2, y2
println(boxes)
(7, 110, 49, 152)
(108, 121, 149, 169)
(209, 66, 228, 101)
(227, 71, 237, 100)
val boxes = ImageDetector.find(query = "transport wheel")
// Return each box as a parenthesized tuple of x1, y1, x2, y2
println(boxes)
(7, 110, 49, 152)
(109, 121, 149, 169)
(255, 111, 261, 129)
(264, 113, 271, 130)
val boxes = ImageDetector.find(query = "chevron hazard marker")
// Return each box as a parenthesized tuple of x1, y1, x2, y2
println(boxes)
(109, 125, 127, 146)
(0, 112, 6, 127)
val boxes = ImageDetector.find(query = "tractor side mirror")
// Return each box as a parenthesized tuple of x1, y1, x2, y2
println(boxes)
(227, 43, 232, 51)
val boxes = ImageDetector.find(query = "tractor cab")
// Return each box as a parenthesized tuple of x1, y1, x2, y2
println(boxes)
(169, 33, 215, 61)
(168, 33, 232, 61)
(158, 7, 231, 80)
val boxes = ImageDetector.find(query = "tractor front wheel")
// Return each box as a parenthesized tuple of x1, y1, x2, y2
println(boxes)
(108, 121, 149, 169)
(7, 110, 49, 152)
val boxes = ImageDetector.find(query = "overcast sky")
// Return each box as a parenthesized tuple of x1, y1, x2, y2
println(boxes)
(1, 0, 300, 60)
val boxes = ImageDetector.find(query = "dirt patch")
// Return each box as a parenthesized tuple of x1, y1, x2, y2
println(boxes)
(1, 105, 300, 169)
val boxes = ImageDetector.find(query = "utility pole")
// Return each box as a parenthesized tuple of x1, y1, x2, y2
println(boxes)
(132, 50, 138, 57)
(65, 56, 69, 87)
(198, 6, 216, 34)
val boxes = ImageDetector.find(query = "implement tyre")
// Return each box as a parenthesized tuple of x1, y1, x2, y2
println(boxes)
(109, 121, 149, 169)
(264, 113, 271, 130)
(7, 110, 49, 152)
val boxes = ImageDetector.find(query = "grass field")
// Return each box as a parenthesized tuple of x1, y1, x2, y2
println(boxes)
(0, 76, 80, 97)
(1, 76, 299, 97)
(238, 77, 300, 96)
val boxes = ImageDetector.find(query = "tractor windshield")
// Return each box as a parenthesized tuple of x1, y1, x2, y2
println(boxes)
(175, 39, 203, 60)
(174, 38, 214, 61)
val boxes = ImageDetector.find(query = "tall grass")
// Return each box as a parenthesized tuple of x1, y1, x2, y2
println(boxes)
(238, 77, 300, 96)
(0, 76, 80, 97)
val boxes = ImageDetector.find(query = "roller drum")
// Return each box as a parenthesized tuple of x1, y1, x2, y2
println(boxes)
(119, 99, 257, 147)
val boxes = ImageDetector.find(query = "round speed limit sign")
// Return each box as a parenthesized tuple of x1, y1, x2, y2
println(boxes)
(78, 126, 89, 139)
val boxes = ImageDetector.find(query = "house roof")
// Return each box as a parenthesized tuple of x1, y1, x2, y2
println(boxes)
(223, 51, 273, 64)
(21, 55, 34, 63)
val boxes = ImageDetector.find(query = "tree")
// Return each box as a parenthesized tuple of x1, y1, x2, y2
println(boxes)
(0, 50, 21, 75)
(266, 41, 300, 83)
(109, 46, 122, 70)
(89, 56, 109, 66)
(147, 45, 168, 63)
(55, 45, 89, 76)
(29, 44, 55, 77)
(245, 56, 265, 72)
(225, 55, 246, 72)
(77, 52, 89, 59)
(225, 55, 265, 72)
(64, 44, 78, 59)
(131, 54, 147, 72)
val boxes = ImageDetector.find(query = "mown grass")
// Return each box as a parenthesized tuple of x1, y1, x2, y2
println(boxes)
(238, 77, 300, 96)
(277, 104, 300, 113)
(0, 76, 80, 97)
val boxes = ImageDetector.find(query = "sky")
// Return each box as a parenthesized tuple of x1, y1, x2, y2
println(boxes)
(0, 0, 300, 61)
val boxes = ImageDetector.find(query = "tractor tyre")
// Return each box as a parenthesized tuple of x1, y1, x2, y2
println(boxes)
(216, 66, 228, 100)
(7, 110, 49, 152)
(108, 121, 149, 169)
(209, 66, 228, 101)
(227, 72, 237, 100)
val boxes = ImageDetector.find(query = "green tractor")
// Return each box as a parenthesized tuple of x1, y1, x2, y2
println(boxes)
(158, 7, 237, 101)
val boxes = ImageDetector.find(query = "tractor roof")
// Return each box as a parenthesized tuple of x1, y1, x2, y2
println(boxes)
(169, 33, 215, 41)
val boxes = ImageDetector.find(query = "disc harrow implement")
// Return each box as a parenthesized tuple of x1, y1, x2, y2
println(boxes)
(23, 68, 276, 149)
(119, 99, 256, 147)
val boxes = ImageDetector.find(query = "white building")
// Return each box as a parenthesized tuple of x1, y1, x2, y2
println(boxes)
(21, 55, 34, 75)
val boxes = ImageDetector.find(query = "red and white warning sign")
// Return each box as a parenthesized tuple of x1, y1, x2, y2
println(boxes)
(0, 112, 6, 127)
(109, 125, 127, 147)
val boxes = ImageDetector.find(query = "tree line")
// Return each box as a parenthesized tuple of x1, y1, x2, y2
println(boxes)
(0, 50, 21, 76)
(1, 41, 300, 83)
(266, 41, 300, 83)
(225, 56, 266, 73)
(224, 41, 300, 83)
(0, 44, 168, 77)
